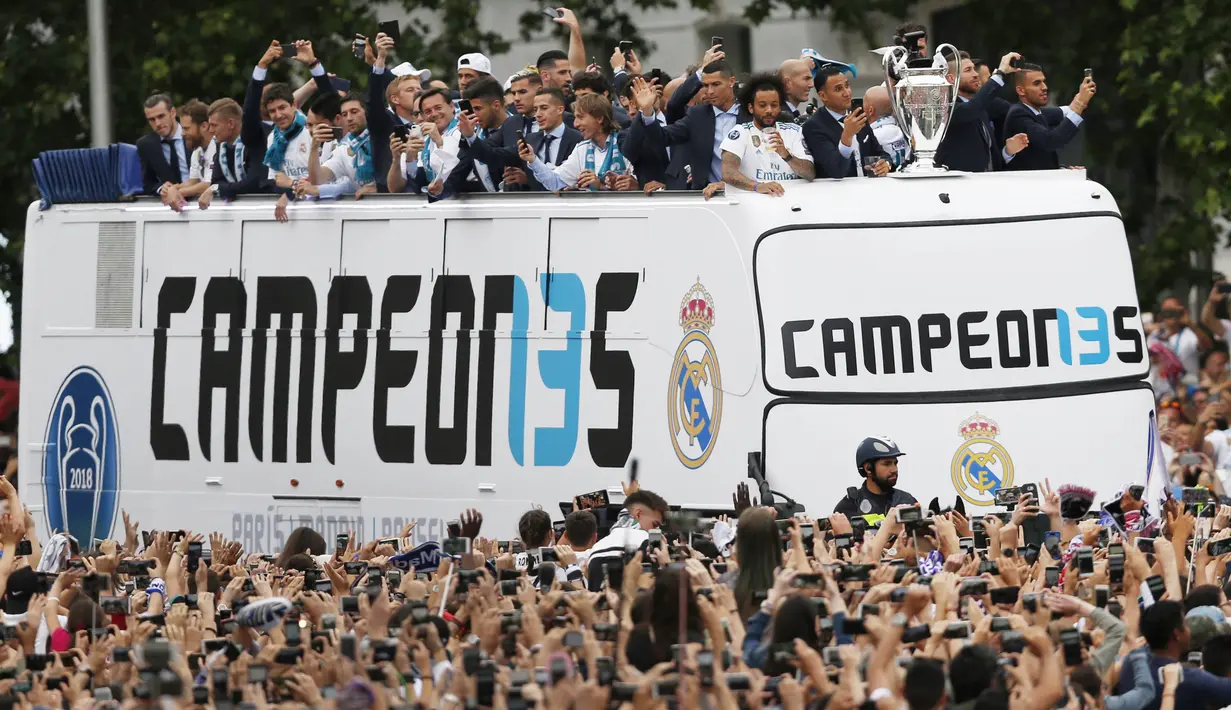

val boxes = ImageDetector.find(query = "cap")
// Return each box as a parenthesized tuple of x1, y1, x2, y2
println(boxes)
(1187, 606, 1230, 650)
(3, 566, 41, 616)
(390, 62, 431, 82)
(457, 53, 493, 76)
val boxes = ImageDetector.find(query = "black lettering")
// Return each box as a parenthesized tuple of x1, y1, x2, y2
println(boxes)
(152, 277, 194, 461)
(821, 318, 857, 376)
(917, 313, 951, 373)
(199, 277, 246, 462)
(957, 311, 992, 369)
(427, 276, 474, 465)
(323, 277, 372, 465)
(589, 272, 638, 468)
(996, 310, 1031, 368)
(1114, 306, 1145, 364)
(373, 276, 421, 463)
(1032, 308, 1058, 367)
(477, 276, 515, 467)
(249, 277, 317, 463)
(860, 316, 914, 375)
(781, 320, 819, 379)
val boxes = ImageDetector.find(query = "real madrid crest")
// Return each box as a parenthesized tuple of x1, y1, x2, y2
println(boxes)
(667, 279, 722, 469)
(751, 135, 761, 148)
(951, 413, 1014, 506)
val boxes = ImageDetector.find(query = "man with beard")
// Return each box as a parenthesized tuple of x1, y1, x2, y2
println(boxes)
(1003, 63, 1096, 171)
(834, 437, 917, 518)
(717, 73, 814, 197)
(935, 51, 1029, 172)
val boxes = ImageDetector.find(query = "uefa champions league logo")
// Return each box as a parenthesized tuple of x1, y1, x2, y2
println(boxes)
(42, 367, 120, 544)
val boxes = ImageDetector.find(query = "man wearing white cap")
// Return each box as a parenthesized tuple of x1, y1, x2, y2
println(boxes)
(457, 53, 492, 93)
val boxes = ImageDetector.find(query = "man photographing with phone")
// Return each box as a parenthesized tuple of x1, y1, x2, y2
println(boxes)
(302, 93, 375, 200)
(802, 63, 891, 179)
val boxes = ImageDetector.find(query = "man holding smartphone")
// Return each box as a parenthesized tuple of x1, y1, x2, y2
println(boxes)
(1003, 63, 1096, 171)
(302, 93, 375, 200)
(801, 63, 891, 179)
(452, 77, 523, 194)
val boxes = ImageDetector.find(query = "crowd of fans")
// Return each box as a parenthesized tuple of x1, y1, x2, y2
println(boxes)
(1147, 283, 1231, 499)
(0, 449, 1229, 710)
(138, 12, 1098, 218)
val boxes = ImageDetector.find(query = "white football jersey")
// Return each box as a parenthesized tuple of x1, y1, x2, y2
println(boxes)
(720, 121, 813, 183)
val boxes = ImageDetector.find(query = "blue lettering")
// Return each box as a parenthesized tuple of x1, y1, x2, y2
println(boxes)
(1076, 306, 1109, 365)
(537, 273, 584, 465)
(507, 276, 531, 465)
(1056, 309, 1073, 365)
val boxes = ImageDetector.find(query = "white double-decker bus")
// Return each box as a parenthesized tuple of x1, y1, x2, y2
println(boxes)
(18, 170, 1151, 552)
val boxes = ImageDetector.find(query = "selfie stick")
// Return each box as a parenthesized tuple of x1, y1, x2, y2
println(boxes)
(438, 560, 455, 616)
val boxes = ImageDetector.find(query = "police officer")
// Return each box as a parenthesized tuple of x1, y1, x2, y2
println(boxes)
(833, 436, 918, 519)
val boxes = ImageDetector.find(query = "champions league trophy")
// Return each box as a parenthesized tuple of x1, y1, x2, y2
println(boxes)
(882, 42, 960, 174)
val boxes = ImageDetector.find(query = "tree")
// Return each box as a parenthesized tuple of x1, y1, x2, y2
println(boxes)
(937, 0, 1231, 307)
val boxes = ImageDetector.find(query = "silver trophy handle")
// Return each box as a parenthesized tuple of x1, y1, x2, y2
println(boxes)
(931, 43, 962, 149)
(882, 46, 911, 134)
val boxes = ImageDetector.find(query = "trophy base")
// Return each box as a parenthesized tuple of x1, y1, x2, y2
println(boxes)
(890, 164, 966, 179)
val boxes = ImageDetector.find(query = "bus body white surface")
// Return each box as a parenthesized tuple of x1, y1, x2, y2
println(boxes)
(19, 171, 1152, 553)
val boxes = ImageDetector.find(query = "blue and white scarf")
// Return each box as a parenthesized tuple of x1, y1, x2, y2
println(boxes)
(419, 117, 459, 183)
(263, 111, 307, 172)
(582, 134, 627, 191)
(346, 129, 374, 185)
(219, 138, 246, 183)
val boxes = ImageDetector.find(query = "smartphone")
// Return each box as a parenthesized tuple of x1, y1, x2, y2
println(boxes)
(1084, 68, 1093, 79)
(989, 586, 1020, 605)
(352, 35, 366, 61)
(1136, 537, 1156, 554)
(1059, 629, 1082, 666)
(1010, 56, 1022, 69)
(343, 561, 367, 576)
(944, 621, 971, 639)
(1044, 566, 1060, 587)
(336, 533, 350, 552)
(711, 36, 724, 47)
(1181, 454, 1203, 467)
(539, 546, 559, 563)
(1077, 547, 1095, 577)
(331, 126, 345, 141)
(1146, 575, 1167, 600)
(16, 540, 32, 557)
(442, 536, 471, 556)
(248, 664, 269, 683)
(282, 42, 298, 59)
(618, 40, 633, 56)
(960, 579, 989, 596)
(1209, 538, 1231, 557)
(1095, 585, 1109, 608)
(1161, 664, 1184, 685)
(542, 7, 563, 19)
(458, 99, 474, 114)
(850, 97, 864, 113)
(341, 596, 360, 614)
(378, 20, 401, 45)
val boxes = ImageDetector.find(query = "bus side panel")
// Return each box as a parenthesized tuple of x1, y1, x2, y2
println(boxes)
(763, 384, 1156, 514)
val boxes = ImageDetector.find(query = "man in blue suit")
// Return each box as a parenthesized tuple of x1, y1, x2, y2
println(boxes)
(1003, 63, 1096, 171)
(623, 59, 743, 193)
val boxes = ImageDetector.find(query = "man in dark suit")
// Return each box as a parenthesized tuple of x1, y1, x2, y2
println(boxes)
(936, 51, 1030, 172)
(664, 45, 726, 124)
(625, 59, 742, 192)
(516, 88, 582, 191)
(1003, 63, 1096, 171)
(616, 74, 672, 189)
(779, 59, 814, 123)
(573, 71, 632, 129)
(450, 77, 524, 194)
(137, 93, 191, 195)
(368, 32, 427, 192)
(801, 64, 890, 179)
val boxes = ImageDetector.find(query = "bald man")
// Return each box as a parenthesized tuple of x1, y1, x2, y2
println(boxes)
(864, 86, 910, 169)
(779, 59, 814, 121)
